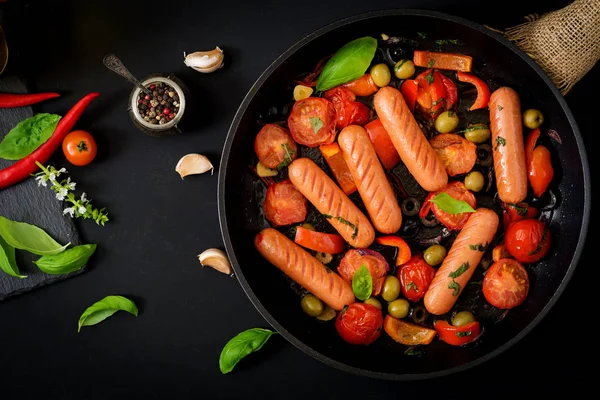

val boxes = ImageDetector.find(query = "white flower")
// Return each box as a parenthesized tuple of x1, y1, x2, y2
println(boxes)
(35, 175, 48, 187)
(80, 192, 88, 203)
(65, 178, 76, 191)
(78, 205, 87, 215)
(48, 172, 57, 182)
(56, 187, 69, 201)
(57, 167, 67, 174)
(63, 207, 75, 217)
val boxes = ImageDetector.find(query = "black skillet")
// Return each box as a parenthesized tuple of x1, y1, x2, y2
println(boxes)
(217, 9, 591, 380)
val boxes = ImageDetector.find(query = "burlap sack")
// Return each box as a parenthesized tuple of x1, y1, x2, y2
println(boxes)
(501, 0, 600, 95)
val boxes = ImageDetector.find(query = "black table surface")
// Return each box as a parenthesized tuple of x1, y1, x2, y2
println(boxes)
(0, 0, 595, 398)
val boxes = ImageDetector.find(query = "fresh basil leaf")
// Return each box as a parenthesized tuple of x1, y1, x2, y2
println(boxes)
(352, 264, 372, 301)
(78, 295, 138, 332)
(219, 328, 276, 374)
(0, 216, 70, 256)
(0, 113, 61, 160)
(429, 192, 476, 215)
(34, 243, 97, 275)
(0, 236, 26, 278)
(309, 117, 324, 134)
(316, 36, 377, 92)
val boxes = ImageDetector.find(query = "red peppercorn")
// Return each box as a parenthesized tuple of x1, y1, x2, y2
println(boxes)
(150, 84, 156, 90)
(138, 99, 143, 104)
(144, 95, 150, 100)
(163, 108, 170, 115)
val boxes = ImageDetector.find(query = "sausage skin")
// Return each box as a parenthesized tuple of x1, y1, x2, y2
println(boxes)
(489, 87, 528, 204)
(423, 208, 499, 315)
(338, 125, 402, 234)
(254, 228, 355, 310)
(374, 86, 448, 192)
(288, 157, 375, 248)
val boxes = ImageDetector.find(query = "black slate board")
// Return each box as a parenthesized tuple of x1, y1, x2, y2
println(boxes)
(0, 75, 82, 301)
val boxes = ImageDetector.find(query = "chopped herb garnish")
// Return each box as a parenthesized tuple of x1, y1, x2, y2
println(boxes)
(456, 330, 472, 338)
(448, 280, 461, 296)
(469, 242, 488, 252)
(322, 214, 333, 219)
(448, 263, 470, 279)
(511, 203, 529, 216)
(417, 32, 428, 39)
(405, 346, 424, 356)
(406, 282, 418, 292)
(432, 97, 445, 106)
(494, 136, 507, 151)
(322, 214, 358, 239)
(394, 59, 408, 72)
(276, 143, 295, 170)
(309, 117, 324, 134)
(497, 105, 504, 111)
(425, 70, 435, 84)
(434, 39, 462, 46)
(456, 124, 487, 134)
(427, 59, 436, 68)
(529, 226, 549, 256)
(448, 110, 455, 117)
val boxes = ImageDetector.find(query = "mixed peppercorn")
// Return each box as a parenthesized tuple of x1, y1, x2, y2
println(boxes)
(137, 82, 180, 125)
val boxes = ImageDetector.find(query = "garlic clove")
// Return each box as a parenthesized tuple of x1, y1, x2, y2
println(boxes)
(183, 46, 224, 73)
(198, 248, 232, 275)
(175, 153, 214, 179)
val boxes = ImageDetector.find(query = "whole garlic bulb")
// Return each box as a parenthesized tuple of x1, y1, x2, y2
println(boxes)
(183, 47, 224, 73)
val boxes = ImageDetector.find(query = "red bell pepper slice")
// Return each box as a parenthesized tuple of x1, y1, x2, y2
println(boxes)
(400, 79, 419, 112)
(342, 73, 379, 97)
(364, 119, 400, 170)
(413, 50, 473, 72)
(434, 320, 481, 346)
(524, 128, 554, 197)
(415, 69, 447, 118)
(439, 74, 458, 110)
(294, 226, 346, 254)
(525, 128, 541, 165)
(419, 192, 436, 219)
(456, 71, 491, 111)
(319, 143, 357, 195)
(374, 235, 411, 266)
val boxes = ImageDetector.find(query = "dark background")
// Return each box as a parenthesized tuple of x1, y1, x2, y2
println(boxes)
(0, 0, 595, 398)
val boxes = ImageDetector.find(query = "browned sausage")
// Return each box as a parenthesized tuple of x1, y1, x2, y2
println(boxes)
(423, 208, 499, 315)
(254, 228, 355, 310)
(374, 86, 448, 192)
(489, 87, 528, 204)
(338, 125, 402, 234)
(288, 158, 375, 248)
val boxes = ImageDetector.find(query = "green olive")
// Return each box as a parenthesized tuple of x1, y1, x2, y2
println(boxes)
(316, 305, 337, 321)
(381, 275, 401, 302)
(423, 244, 447, 266)
(301, 294, 324, 317)
(393, 59, 415, 79)
(388, 298, 410, 319)
(464, 170, 485, 192)
(452, 310, 476, 327)
(523, 108, 544, 129)
(434, 110, 459, 133)
(464, 124, 491, 143)
(370, 63, 391, 87)
(364, 297, 382, 309)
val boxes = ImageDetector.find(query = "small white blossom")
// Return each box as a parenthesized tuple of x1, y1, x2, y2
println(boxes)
(63, 207, 75, 217)
(78, 205, 87, 215)
(57, 167, 67, 174)
(48, 172, 57, 182)
(56, 187, 69, 201)
(35, 175, 47, 187)
(80, 192, 87, 202)
(65, 178, 76, 191)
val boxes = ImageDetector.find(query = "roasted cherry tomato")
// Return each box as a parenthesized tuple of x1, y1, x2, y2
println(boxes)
(439, 73, 458, 110)
(335, 303, 383, 345)
(254, 123, 297, 169)
(294, 226, 346, 254)
(263, 179, 307, 227)
(323, 87, 370, 130)
(525, 128, 554, 198)
(383, 315, 437, 345)
(62, 130, 97, 166)
(397, 254, 435, 302)
(504, 219, 551, 263)
(430, 133, 477, 177)
(434, 320, 481, 346)
(374, 235, 411, 266)
(502, 201, 539, 231)
(287, 97, 336, 147)
(342, 73, 379, 97)
(420, 181, 477, 231)
(338, 249, 389, 296)
(415, 69, 447, 119)
(365, 119, 401, 170)
(483, 258, 529, 309)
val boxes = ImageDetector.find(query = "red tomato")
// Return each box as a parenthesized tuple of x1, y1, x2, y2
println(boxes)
(287, 97, 336, 147)
(342, 74, 379, 97)
(323, 87, 370, 130)
(439, 74, 458, 110)
(483, 258, 529, 309)
(434, 320, 481, 346)
(502, 201, 538, 231)
(263, 179, 307, 227)
(430, 133, 477, 176)
(420, 181, 476, 231)
(338, 249, 389, 296)
(525, 128, 554, 198)
(400, 79, 419, 112)
(504, 219, 551, 263)
(254, 123, 297, 169)
(294, 226, 346, 254)
(365, 119, 401, 170)
(397, 254, 435, 302)
(415, 69, 447, 118)
(335, 303, 383, 345)
(62, 130, 97, 166)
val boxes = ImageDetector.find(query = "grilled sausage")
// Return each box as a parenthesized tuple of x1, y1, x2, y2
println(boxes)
(489, 87, 528, 204)
(288, 157, 375, 248)
(423, 208, 499, 315)
(374, 86, 448, 192)
(338, 125, 402, 234)
(254, 228, 355, 310)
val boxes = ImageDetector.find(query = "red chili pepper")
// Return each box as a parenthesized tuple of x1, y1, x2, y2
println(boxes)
(456, 71, 491, 110)
(525, 128, 554, 198)
(0, 92, 100, 191)
(439, 74, 458, 110)
(0, 92, 60, 108)
(434, 320, 481, 346)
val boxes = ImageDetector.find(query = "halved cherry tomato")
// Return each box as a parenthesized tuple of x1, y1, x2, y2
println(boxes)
(525, 128, 554, 198)
(439, 74, 458, 110)
(323, 87, 370, 130)
(287, 97, 336, 147)
(62, 130, 97, 166)
(336, 303, 383, 345)
(294, 226, 346, 254)
(342, 73, 379, 97)
(364, 119, 401, 170)
(502, 201, 538, 232)
(492, 243, 511, 262)
(416, 69, 447, 119)
(504, 219, 551, 263)
(254, 123, 297, 169)
(483, 258, 529, 309)
(397, 254, 435, 302)
(338, 249, 389, 296)
(320, 143, 357, 195)
(434, 320, 481, 346)
(384, 315, 437, 345)
(263, 179, 307, 227)
(420, 181, 476, 231)
(400, 79, 419, 112)
(374, 235, 411, 266)
(456, 71, 491, 110)
(430, 133, 477, 176)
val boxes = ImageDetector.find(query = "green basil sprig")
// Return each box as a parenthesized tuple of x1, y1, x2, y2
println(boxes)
(315, 36, 377, 92)
(78, 295, 138, 332)
(0, 236, 26, 278)
(429, 192, 476, 215)
(0, 216, 70, 255)
(0, 113, 61, 160)
(219, 328, 277, 374)
(352, 264, 372, 301)
(34, 244, 96, 275)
